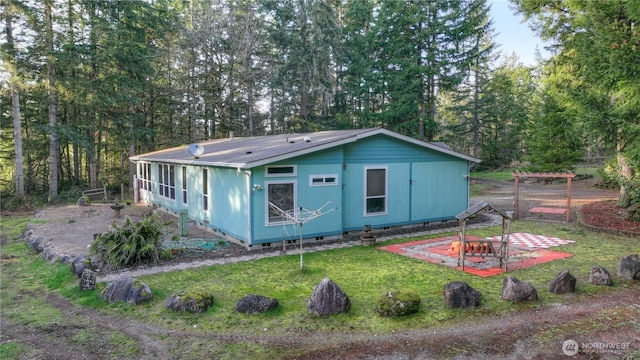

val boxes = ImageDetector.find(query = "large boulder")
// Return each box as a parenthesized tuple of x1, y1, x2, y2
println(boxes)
(549, 270, 576, 294)
(377, 290, 421, 317)
(616, 254, 640, 280)
(100, 277, 153, 305)
(443, 281, 482, 309)
(501, 276, 538, 302)
(79, 269, 97, 291)
(236, 294, 279, 314)
(589, 265, 613, 286)
(165, 290, 215, 313)
(307, 278, 351, 316)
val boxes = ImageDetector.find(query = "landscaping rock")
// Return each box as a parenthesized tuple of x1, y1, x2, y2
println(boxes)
(165, 290, 215, 313)
(236, 294, 279, 314)
(79, 269, 96, 291)
(549, 270, 576, 294)
(616, 254, 640, 280)
(100, 277, 153, 305)
(377, 290, 421, 317)
(443, 281, 482, 309)
(589, 265, 613, 286)
(501, 276, 538, 302)
(307, 278, 351, 316)
(71, 257, 89, 277)
(27, 236, 45, 252)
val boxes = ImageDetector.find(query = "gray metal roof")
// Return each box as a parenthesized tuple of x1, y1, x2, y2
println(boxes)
(130, 128, 481, 168)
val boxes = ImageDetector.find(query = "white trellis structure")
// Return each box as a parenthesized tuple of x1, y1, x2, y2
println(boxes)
(268, 201, 337, 269)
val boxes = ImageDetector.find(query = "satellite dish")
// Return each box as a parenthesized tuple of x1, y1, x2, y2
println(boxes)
(188, 144, 205, 158)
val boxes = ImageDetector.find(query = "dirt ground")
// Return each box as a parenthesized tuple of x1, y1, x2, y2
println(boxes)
(3, 177, 639, 359)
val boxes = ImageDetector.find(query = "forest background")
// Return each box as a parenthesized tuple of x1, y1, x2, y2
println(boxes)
(1, 0, 639, 217)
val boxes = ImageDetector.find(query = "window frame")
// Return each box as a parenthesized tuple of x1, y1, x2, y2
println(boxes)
(202, 168, 209, 212)
(138, 162, 152, 192)
(265, 165, 297, 177)
(181, 166, 188, 205)
(363, 166, 388, 216)
(158, 163, 176, 201)
(309, 174, 339, 187)
(265, 180, 297, 226)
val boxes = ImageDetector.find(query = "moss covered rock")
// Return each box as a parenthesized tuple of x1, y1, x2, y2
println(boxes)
(376, 290, 421, 317)
(165, 290, 215, 313)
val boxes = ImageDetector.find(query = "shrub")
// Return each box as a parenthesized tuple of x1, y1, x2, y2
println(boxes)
(597, 159, 619, 189)
(89, 212, 170, 270)
(376, 290, 421, 317)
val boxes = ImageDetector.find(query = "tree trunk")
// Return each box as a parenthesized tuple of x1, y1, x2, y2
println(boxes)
(45, 0, 59, 202)
(4, 0, 25, 199)
(616, 148, 632, 208)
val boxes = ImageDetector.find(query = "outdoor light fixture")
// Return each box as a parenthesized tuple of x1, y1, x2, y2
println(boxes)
(252, 184, 264, 191)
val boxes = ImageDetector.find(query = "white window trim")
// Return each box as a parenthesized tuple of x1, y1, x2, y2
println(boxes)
(265, 180, 297, 226)
(265, 165, 297, 177)
(158, 164, 176, 201)
(202, 168, 209, 213)
(138, 162, 152, 192)
(363, 165, 388, 216)
(309, 174, 339, 187)
(182, 166, 188, 205)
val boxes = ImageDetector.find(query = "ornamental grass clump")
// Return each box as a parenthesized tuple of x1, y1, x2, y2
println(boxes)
(90, 212, 170, 270)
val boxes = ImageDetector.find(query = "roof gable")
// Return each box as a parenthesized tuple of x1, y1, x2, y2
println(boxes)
(129, 128, 480, 168)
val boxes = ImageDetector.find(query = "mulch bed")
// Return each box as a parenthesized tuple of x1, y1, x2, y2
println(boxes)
(578, 200, 640, 236)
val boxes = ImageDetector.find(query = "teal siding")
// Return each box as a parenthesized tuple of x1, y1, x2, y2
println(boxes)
(341, 135, 470, 232)
(410, 161, 469, 220)
(207, 167, 251, 241)
(250, 148, 344, 245)
(344, 135, 451, 163)
(134, 133, 472, 246)
(137, 162, 251, 243)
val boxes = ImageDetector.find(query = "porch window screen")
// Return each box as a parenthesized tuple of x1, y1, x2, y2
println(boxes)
(267, 182, 295, 223)
(139, 163, 151, 191)
(159, 164, 176, 200)
(182, 166, 188, 205)
(365, 167, 387, 214)
(202, 168, 209, 211)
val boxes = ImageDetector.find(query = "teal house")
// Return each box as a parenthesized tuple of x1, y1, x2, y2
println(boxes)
(129, 128, 480, 249)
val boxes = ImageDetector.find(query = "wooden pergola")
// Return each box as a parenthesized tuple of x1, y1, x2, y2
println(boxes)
(512, 171, 577, 222)
(456, 201, 512, 271)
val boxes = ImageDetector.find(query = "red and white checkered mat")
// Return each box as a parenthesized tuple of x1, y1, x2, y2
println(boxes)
(486, 232, 575, 249)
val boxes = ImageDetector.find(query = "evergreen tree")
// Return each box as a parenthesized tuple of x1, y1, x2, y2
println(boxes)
(514, 0, 640, 208)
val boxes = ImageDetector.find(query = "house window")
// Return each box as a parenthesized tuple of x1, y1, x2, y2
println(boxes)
(182, 166, 188, 205)
(265, 165, 296, 177)
(139, 163, 151, 191)
(158, 164, 176, 200)
(202, 168, 209, 211)
(266, 181, 296, 224)
(364, 166, 387, 215)
(309, 174, 338, 186)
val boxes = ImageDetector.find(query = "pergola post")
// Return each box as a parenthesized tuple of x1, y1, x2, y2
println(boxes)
(514, 176, 520, 220)
(567, 176, 572, 222)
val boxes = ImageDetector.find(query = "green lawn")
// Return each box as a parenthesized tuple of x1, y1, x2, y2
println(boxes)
(470, 169, 516, 181)
(63, 221, 637, 335)
(1, 213, 637, 359)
